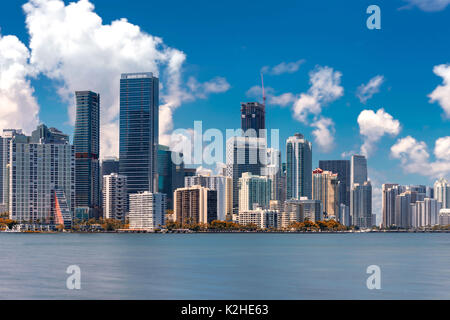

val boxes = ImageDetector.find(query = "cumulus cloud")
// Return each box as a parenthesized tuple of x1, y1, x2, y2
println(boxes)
(21, 0, 229, 157)
(356, 75, 384, 104)
(357, 108, 401, 157)
(428, 64, 450, 118)
(400, 0, 450, 11)
(390, 135, 450, 177)
(0, 33, 39, 133)
(311, 117, 335, 152)
(261, 59, 305, 75)
(292, 66, 343, 123)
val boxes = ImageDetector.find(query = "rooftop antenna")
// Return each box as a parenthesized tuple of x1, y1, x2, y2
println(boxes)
(261, 72, 266, 107)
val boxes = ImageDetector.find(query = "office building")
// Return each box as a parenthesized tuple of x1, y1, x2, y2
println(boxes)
(174, 185, 217, 225)
(286, 133, 312, 200)
(434, 178, 450, 209)
(158, 145, 186, 209)
(312, 168, 340, 219)
(226, 136, 266, 213)
(241, 102, 265, 138)
(74, 91, 100, 218)
(318, 160, 350, 206)
(129, 192, 166, 231)
(351, 181, 372, 228)
(9, 125, 75, 225)
(238, 172, 272, 212)
(101, 157, 120, 177)
(350, 155, 367, 188)
(119, 72, 159, 194)
(103, 173, 128, 221)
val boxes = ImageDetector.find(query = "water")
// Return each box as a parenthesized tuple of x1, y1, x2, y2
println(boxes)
(0, 233, 449, 299)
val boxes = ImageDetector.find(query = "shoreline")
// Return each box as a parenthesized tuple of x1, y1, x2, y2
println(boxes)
(1, 230, 449, 234)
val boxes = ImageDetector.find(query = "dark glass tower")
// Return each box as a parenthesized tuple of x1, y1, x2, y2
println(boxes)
(74, 91, 100, 219)
(318, 160, 350, 206)
(241, 102, 265, 137)
(119, 72, 159, 195)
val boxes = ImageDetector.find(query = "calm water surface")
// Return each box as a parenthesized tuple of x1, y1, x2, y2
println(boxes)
(0, 233, 449, 299)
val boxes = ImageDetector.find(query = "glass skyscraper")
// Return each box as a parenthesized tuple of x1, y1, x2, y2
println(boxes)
(119, 72, 159, 195)
(74, 91, 100, 219)
(286, 133, 312, 200)
(318, 160, 350, 206)
(241, 102, 265, 137)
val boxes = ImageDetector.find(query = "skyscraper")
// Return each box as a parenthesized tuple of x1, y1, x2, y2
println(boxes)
(174, 185, 218, 225)
(350, 155, 368, 188)
(381, 184, 405, 228)
(318, 160, 350, 206)
(119, 72, 159, 194)
(241, 102, 265, 137)
(434, 178, 450, 209)
(286, 133, 312, 200)
(101, 157, 120, 177)
(312, 168, 340, 219)
(74, 91, 100, 219)
(158, 144, 185, 209)
(226, 136, 266, 213)
(9, 125, 75, 225)
(238, 172, 272, 212)
(351, 181, 372, 228)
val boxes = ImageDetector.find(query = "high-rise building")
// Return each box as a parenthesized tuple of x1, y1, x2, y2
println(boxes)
(103, 173, 128, 221)
(339, 204, 350, 226)
(241, 102, 265, 138)
(119, 72, 159, 194)
(395, 190, 425, 228)
(280, 198, 323, 227)
(0, 129, 26, 206)
(350, 155, 368, 188)
(9, 125, 75, 225)
(226, 136, 266, 213)
(318, 160, 350, 206)
(174, 185, 218, 225)
(381, 184, 406, 228)
(74, 91, 100, 219)
(286, 133, 312, 200)
(238, 172, 272, 212)
(434, 178, 450, 209)
(411, 198, 441, 228)
(129, 192, 166, 231)
(101, 157, 120, 177)
(261, 148, 283, 202)
(439, 209, 450, 226)
(157, 145, 185, 209)
(312, 168, 340, 219)
(185, 174, 231, 221)
(351, 181, 372, 228)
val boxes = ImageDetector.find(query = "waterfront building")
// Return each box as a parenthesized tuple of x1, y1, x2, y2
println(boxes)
(238, 209, 278, 229)
(439, 209, 450, 225)
(411, 198, 441, 228)
(286, 133, 312, 200)
(103, 173, 128, 221)
(238, 172, 272, 212)
(129, 192, 166, 231)
(395, 190, 425, 228)
(312, 168, 340, 219)
(226, 136, 266, 213)
(351, 181, 372, 228)
(339, 204, 350, 226)
(9, 125, 75, 225)
(74, 91, 100, 218)
(382, 184, 406, 228)
(280, 198, 323, 228)
(185, 174, 230, 221)
(434, 178, 450, 209)
(318, 160, 350, 206)
(174, 185, 217, 225)
(119, 72, 159, 194)
(241, 102, 265, 138)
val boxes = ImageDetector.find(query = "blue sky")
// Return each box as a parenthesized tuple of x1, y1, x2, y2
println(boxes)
(0, 0, 449, 214)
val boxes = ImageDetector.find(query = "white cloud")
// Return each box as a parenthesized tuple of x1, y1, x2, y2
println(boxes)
(400, 0, 450, 11)
(428, 64, 450, 118)
(292, 66, 343, 123)
(311, 117, 335, 152)
(356, 75, 384, 104)
(246, 85, 296, 107)
(261, 59, 305, 75)
(22, 0, 229, 157)
(390, 135, 450, 177)
(0, 33, 39, 133)
(357, 108, 401, 157)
